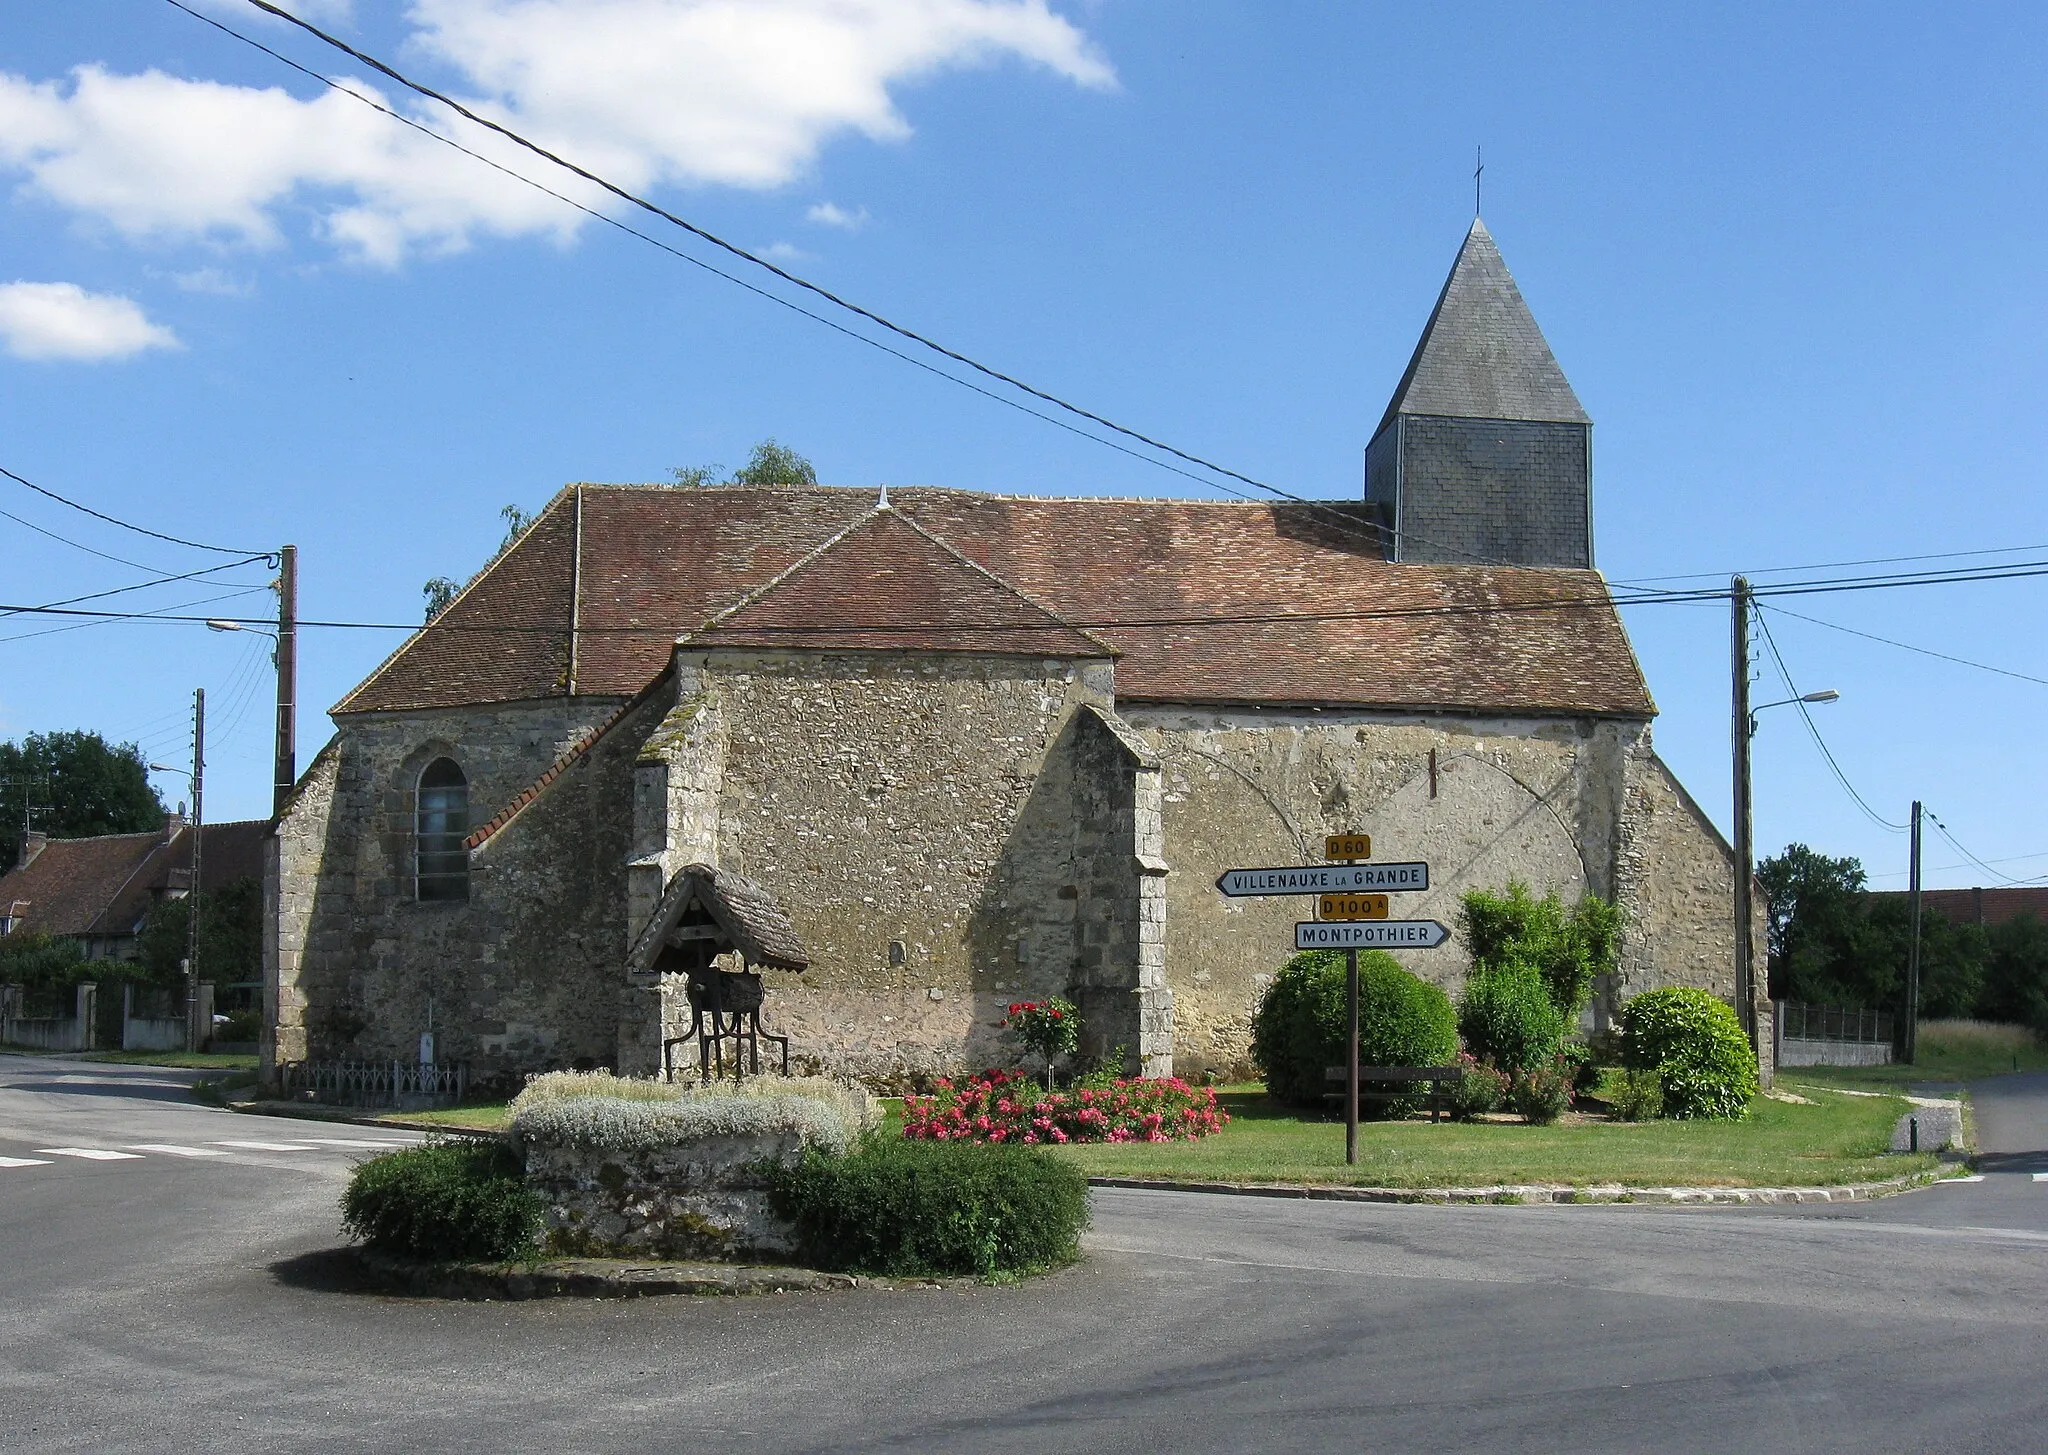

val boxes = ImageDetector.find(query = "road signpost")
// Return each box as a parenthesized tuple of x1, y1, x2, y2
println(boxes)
(1215, 833, 1445, 1165)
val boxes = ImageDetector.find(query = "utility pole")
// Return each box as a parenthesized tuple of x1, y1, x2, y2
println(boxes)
(1731, 576, 1756, 1046)
(273, 544, 297, 818)
(1906, 801, 1924, 1064)
(183, 688, 205, 1053)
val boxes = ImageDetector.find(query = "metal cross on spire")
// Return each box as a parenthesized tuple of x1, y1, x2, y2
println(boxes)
(1474, 146, 1484, 217)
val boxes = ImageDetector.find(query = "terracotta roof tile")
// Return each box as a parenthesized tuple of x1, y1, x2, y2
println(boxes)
(335, 484, 1653, 719)
(0, 819, 272, 942)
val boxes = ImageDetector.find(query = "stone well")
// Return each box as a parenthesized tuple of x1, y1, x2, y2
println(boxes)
(523, 1131, 805, 1261)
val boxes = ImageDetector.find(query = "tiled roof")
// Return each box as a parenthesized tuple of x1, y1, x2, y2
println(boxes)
(335, 484, 1652, 719)
(1375, 219, 1590, 434)
(1869, 887, 2048, 930)
(684, 507, 1112, 657)
(0, 819, 272, 942)
(626, 862, 809, 975)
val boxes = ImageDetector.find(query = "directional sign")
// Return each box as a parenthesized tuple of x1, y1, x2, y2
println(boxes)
(1216, 862, 1429, 896)
(1295, 919, 1450, 950)
(1318, 893, 1389, 921)
(1324, 833, 1371, 861)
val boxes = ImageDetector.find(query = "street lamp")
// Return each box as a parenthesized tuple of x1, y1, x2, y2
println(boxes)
(1750, 689, 1839, 736)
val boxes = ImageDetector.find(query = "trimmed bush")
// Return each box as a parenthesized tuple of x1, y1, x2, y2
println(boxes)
(771, 1138, 1090, 1277)
(901, 1070, 1226, 1143)
(340, 1138, 541, 1262)
(1509, 1060, 1573, 1124)
(1459, 881, 1621, 1020)
(1611, 1067, 1664, 1122)
(1251, 951, 1458, 1112)
(510, 1071, 880, 1156)
(1458, 962, 1569, 1074)
(1446, 1052, 1508, 1121)
(1620, 987, 1758, 1120)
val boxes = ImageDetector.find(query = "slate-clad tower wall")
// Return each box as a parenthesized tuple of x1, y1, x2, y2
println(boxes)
(1367, 220, 1593, 569)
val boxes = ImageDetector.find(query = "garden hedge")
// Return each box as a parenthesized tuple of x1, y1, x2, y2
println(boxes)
(340, 1139, 542, 1262)
(1620, 986, 1758, 1120)
(771, 1138, 1089, 1277)
(1251, 950, 1458, 1111)
(1457, 961, 1570, 1074)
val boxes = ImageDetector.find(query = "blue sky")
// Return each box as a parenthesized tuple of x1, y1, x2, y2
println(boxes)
(2, 2, 2044, 891)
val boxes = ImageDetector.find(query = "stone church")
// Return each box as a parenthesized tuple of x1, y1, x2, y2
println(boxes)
(265, 221, 1760, 1089)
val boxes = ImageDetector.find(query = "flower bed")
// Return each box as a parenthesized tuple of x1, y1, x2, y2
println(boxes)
(902, 1071, 1228, 1144)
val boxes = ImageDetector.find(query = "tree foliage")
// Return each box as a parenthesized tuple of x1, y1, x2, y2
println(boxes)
(133, 877, 262, 987)
(0, 731, 166, 872)
(670, 438, 817, 489)
(1980, 913, 2048, 1034)
(1458, 880, 1619, 1020)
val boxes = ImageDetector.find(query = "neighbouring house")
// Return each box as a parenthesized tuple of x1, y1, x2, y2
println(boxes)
(1, 818, 268, 961)
(1867, 887, 2048, 929)
(268, 220, 1769, 1090)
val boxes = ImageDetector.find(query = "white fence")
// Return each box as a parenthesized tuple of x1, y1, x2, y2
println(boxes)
(277, 1059, 469, 1109)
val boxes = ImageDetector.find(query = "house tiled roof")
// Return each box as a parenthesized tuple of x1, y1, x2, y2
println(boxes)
(684, 507, 1112, 657)
(334, 484, 1653, 719)
(626, 862, 809, 975)
(1375, 219, 1590, 434)
(1869, 887, 2048, 930)
(0, 819, 271, 942)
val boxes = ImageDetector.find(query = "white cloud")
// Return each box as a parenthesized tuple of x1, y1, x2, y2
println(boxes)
(166, 266, 255, 297)
(806, 200, 870, 230)
(760, 241, 812, 262)
(0, 281, 180, 361)
(0, 1, 1110, 266)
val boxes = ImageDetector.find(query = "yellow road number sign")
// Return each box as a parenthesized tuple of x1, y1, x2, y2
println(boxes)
(1318, 893, 1390, 921)
(1325, 833, 1372, 861)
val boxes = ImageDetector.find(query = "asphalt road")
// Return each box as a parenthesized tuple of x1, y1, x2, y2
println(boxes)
(3, 1055, 2045, 1454)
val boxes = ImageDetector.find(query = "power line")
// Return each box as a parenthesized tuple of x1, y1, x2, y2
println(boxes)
(1620, 540, 2048, 589)
(0, 504, 166, 574)
(1924, 811, 2048, 887)
(169, 1, 1504, 570)
(1759, 601, 2048, 691)
(0, 587, 272, 645)
(2, 554, 273, 621)
(1752, 605, 1909, 833)
(0, 464, 268, 558)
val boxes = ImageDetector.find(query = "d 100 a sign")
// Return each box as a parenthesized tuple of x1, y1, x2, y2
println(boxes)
(1295, 919, 1451, 950)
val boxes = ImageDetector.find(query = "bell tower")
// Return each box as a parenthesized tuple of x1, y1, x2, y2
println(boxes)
(1366, 220, 1592, 568)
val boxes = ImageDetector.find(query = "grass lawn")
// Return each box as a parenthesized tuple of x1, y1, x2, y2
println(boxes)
(1777, 1019, 2047, 1094)
(379, 1101, 511, 1132)
(1047, 1084, 1940, 1189)
(77, 1050, 260, 1071)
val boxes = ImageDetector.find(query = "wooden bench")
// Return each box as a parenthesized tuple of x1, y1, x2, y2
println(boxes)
(1324, 1065, 1462, 1123)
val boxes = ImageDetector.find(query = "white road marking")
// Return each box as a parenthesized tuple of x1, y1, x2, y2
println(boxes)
(2032, 1173, 2048, 1183)
(303, 1138, 419, 1149)
(0, 1156, 54, 1168)
(211, 1140, 317, 1152)
(36, 1147, 143, 1160)
(1938, 1175, 1987, 1184)
(128, 1144, 233, 1158)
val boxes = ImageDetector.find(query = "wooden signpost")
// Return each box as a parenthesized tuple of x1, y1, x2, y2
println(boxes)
(1216, 832, 1445, 1164)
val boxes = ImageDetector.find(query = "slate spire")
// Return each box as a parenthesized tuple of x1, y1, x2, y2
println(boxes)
(1376, 219, 1589, 434)
(1365, 220, 1595, 569)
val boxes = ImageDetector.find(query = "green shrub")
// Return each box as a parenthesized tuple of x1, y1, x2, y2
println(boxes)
(1611, 1067, 1663, 1122)
(1510, 1061, 1573, 1124)
(340, 1139, 541, 1262)
(216, 1008, 262, 1042)
(1458, 962, 1569, 1074)
(1620, 987, 1758, 1120)
(771, 1137, 1089, 1277)
(1446, 1052, 1508, 1120)
(1251, 951, 1458, 1111)
(1459, 882, 1621, 1019)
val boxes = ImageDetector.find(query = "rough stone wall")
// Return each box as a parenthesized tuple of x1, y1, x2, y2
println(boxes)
(524, 1131, 803, 1260)
(1124, 705, 1739, 1082)
(266, 741, 339, 1076)
(273, 694, 658, 1089)
(646, 648, 1142, 1082)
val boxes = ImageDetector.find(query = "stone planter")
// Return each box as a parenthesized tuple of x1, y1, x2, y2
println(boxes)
(522, 1131, 805, 1261)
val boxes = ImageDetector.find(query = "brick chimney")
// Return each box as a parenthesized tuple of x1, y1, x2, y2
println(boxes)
(16, 831, 46, 869)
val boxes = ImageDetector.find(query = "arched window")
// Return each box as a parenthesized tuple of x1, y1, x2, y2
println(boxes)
(416, 758, 470, 902)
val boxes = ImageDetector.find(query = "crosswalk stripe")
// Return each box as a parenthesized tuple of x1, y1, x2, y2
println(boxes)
(127, 1144, 234, 1158)
(36, 1147, 144, 1161)
(211, 1140, 317, 1152)
(2032, 1173, 2048, 1183)
(1937, 1174, 1986, 1184)
(303, 1138, 419, 1149)
(0, 1156, 55, 1168)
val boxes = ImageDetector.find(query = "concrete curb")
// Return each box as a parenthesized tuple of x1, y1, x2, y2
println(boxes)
(1087, 1165, 1963, 1206)
(354, 1250, 877, 1300)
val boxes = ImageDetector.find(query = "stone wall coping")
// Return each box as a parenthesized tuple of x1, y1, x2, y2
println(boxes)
(1086, 1165, 1964, 1206)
